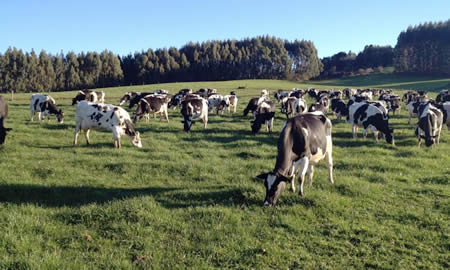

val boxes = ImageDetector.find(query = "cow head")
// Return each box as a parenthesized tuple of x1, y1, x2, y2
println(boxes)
(119, 93, 131, 106)
(71, 97, 79, 105)
(385, 128, 394, 145)
(56, 110, 64, 123)
(182, 115, 194, 132)
(250, 118, 263, 134)
(124, 119, 142, 148)
(257, 172, 289, 206)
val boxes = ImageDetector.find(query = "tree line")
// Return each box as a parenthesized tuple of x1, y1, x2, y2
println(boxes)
(394, 19, 450, 75)
(0, 36, 323, 93)
(319, 45, 394, 78)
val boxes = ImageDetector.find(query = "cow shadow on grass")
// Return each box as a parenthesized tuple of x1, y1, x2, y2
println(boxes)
(0, 184, 260, 208)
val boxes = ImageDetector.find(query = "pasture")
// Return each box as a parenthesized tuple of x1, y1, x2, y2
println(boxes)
(0, 78, 449, 269)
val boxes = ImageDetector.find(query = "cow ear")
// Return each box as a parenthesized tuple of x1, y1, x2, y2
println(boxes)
(256, 173, 268, 180)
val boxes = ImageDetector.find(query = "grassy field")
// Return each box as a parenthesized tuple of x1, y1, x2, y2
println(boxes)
(0, 75, 449, 269)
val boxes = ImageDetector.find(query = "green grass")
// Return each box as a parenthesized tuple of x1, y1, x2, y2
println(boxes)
(312, 72, 450, 91)
(0, 75, 449, 269)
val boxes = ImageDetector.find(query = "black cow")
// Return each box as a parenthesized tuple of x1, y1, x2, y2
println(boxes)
(180, 97, 208, 132)
(348, 102, 394, 144)
(243, 98, 259, 117)
(415, 103, 443, 147)
(257, 112, 334, 206)
(251, 100, 275, 133)
(0, 96, 12, 145)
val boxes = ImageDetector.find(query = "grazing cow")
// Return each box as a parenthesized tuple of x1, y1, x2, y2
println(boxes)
(127, 92, 153, 109)
(0, 96, 12, 145)
(274, 89, 291, 102)
(440, 102, 450, 129)
(218, 92, 238, 114)
(380, 94, 401, 114)
(280, 97, 306, 118)
(331, 99, 348, 120)
(180, 97, 208, 132)
(257, 112, 334, 205)
(30, 94, 64, 123)
(348, 102, 394, 144)
(72, 90, 98, 105)
(207, 94, 225, 114)
(74, 101, 142, 148)
(359, 90, 373, 100)
(343, 88, 357, 99)
(415, 103, 443, 147)
(251, 100, 275, 133)
(133, 94, 170, 123)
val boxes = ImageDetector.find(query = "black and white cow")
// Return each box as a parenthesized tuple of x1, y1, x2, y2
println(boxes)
(380, 94, 401, 115)
(406, 100, 424, 124)
(74, 101, 142, 148)
(122, 92, 153, 109)
(30, 94, 64, 123)
(290, 89, 306, 99)
(0, 96, 12, 145)
(133, 94, 170, 123)
(251, 100, 275, 133)
(72, 90, 104, 105)
(348, 102, 394, 144)
(180, 97, 208, 132)
(441, 102, 450, 130)
(436, 89, 449, 104)
(343, 88, 357, 99)
(218, 92, 238, 114)
(274, 89, 292, 102)
(257, 112, 334, 206)
(415, 103, 443, 147)
(308, 102, 327, 114)
(207, 94, 225, 114)
(280, 97, 306, 118)
(331, 98, 348, 120)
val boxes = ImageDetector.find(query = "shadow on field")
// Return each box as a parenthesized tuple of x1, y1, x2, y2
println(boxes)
(0, 184, 260, 208)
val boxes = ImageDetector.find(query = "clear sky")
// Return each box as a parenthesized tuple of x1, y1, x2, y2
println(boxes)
(1, 0, 449, 58)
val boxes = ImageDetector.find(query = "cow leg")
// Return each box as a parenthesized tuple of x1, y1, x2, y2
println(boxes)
(203, 115, 208, 129)
(73, 125, 80, 145)
(114, 137, 121, 148)
(30, 110, 34, 121)
(363, 128, 368, 139)
(84, 129, 90, 145)
(307, 164, 315, 186)
(268, 118, 274, 133)
(297, 158, 309, 197)
(352, 124, 357, 138)
(326, 135, 334, 184)
(38, 112, 42, 121)
(164, 109, 169, 123)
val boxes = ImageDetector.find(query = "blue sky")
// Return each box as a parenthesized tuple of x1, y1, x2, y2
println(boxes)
(1, 0, 449, 58)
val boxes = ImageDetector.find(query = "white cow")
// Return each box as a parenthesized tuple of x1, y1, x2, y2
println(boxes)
(74, 101, 142, 148)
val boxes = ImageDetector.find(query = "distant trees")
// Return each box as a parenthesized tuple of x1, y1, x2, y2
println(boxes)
(0, 49, 124, 93)
(319, 46, 394, 78)
(394, 20, 450, 75)
(0, 36, 322, 93)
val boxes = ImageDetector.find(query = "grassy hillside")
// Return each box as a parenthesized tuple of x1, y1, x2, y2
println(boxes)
(312, 71, 450, 91)
(0, 77, 449, 269)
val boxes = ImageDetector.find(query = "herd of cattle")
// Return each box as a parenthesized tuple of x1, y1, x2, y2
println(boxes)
(0, 86, 449, 206)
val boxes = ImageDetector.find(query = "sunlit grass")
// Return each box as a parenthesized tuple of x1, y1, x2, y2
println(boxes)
(0, 76, 448, 269)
